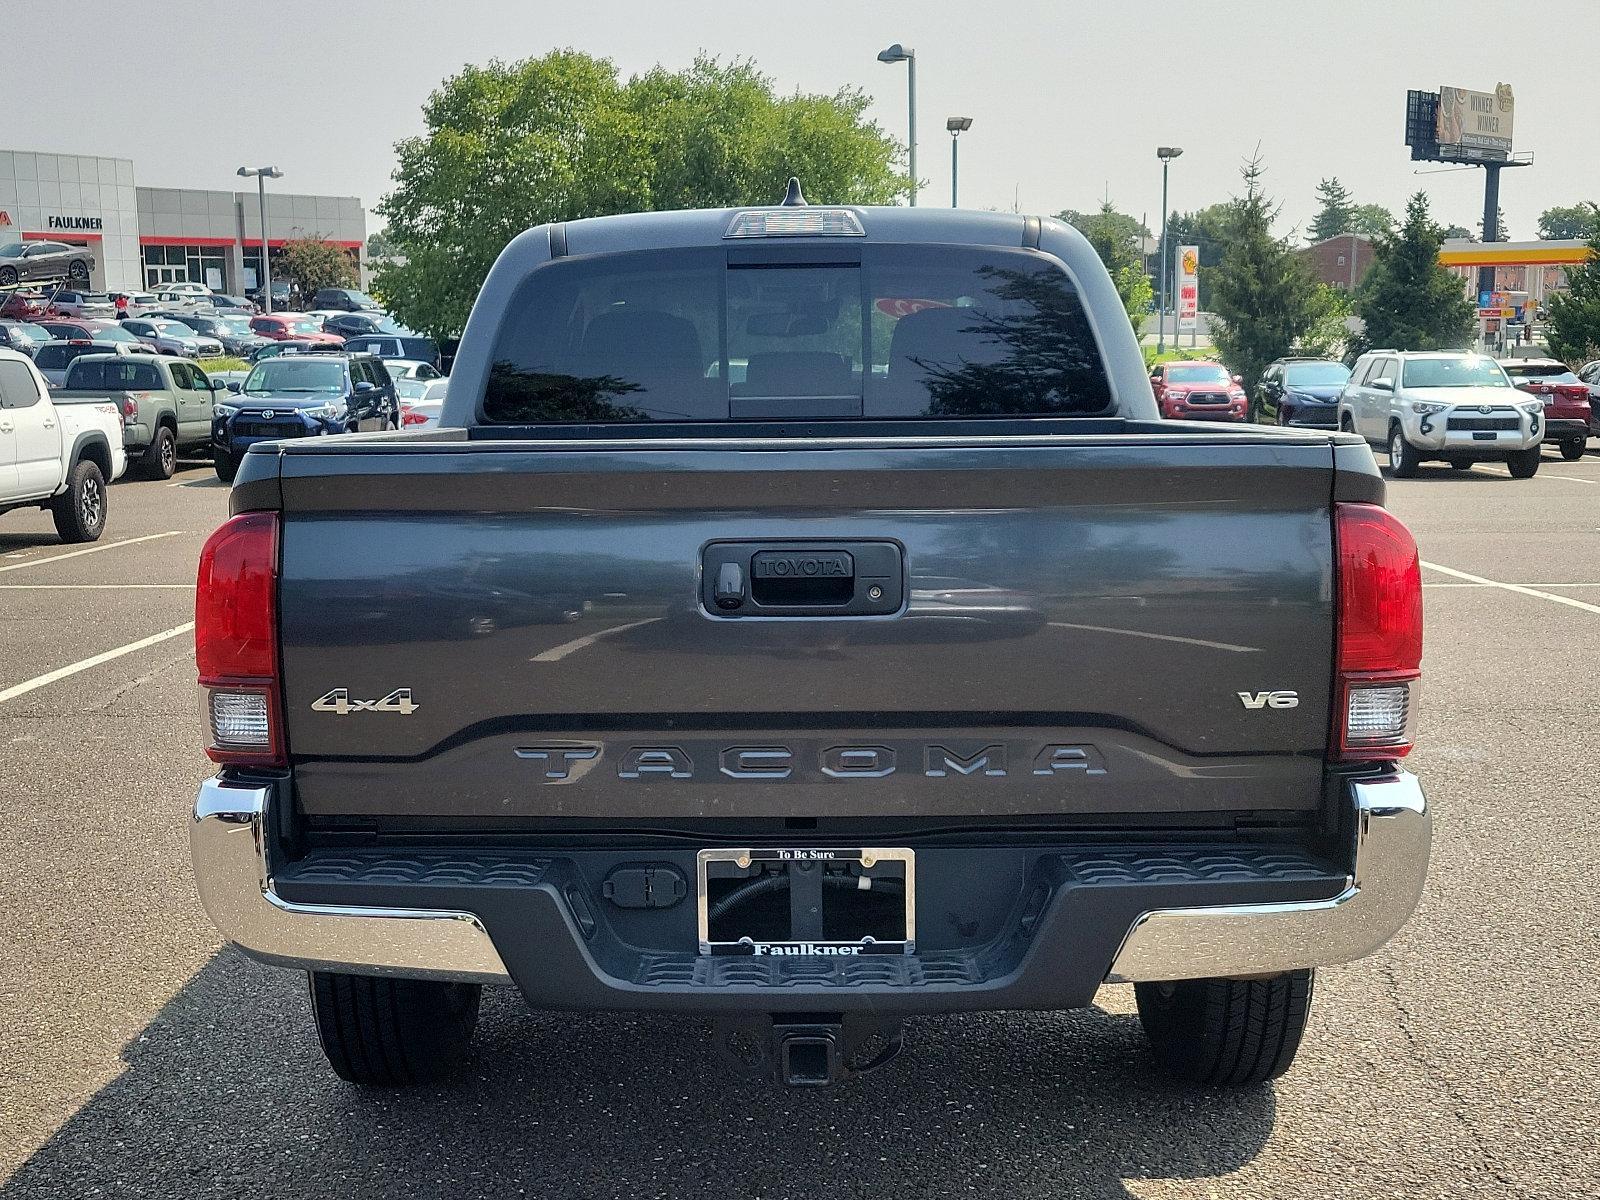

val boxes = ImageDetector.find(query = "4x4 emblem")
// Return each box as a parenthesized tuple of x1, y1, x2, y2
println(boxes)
(311, 688, 418, 715)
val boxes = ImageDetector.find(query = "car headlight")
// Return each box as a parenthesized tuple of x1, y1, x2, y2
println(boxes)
(214, 403, 239, 417)
(1517, 399, 1544, 414)
(304, 401, 347, 421)
(1410, 402, 1448, 415)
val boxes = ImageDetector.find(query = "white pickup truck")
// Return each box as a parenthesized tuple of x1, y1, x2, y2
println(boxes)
(0, 347, 127, 542)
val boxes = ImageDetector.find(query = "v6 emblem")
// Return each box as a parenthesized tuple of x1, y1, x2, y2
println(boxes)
(1238, 690, 1299, 710)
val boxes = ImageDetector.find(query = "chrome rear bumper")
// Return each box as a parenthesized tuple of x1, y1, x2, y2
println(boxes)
(191, 771, 1428, 989)
(1105, 771, 1429, 981)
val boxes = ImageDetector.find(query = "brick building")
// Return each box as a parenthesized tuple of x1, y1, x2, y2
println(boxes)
(1298, 233, 1376, 291)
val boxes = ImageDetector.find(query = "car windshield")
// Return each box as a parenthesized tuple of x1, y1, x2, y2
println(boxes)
(1401, 357, 1509, 389)
(218, 316, 253, 334)
(243, 359, 345, 395)
(14, 323, 49, 342)
(153, 322, 194, 337)
(1284, 363, 1351, 386)
(340, 291, 377, 306)
(0, 245, 25, 259)
(1167, 365, 1230, 384)
(93, 327, 140, 344)
(394, 377, 430, 400)
(288, 318, 323, 333)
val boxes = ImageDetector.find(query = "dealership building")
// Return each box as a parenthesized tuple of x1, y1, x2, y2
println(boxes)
(0, 147, 366, 296)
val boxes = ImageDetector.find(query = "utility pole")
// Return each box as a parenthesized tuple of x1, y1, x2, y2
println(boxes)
(1478, 162, 1502, 301)
(877, 45, 918, 206)
(946, 117, 972, 207)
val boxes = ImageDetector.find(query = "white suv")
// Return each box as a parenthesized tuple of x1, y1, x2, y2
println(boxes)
(1338, 350, 1544, 478)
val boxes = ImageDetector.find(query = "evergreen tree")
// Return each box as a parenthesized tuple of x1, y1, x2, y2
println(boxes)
(1356, 192, 1475, 351)
(1308, 177, 1356, 242)
(1546, 214, 1600, 363)
(1209, 156, 1320, 393)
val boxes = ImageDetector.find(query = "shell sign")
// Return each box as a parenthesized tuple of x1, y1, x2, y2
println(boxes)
(1180, 247, 1199, 276)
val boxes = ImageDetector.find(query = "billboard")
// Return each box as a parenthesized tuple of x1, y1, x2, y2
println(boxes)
(1176, 245, 1199, 331)
(1436, 84, 1514, 158)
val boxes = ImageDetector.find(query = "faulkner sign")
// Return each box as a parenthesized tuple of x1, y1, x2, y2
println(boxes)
(1436, 84, 1514, 157)
(47, 215, 104, 232)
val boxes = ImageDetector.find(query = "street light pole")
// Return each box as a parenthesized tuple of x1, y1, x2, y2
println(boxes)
(237, 165, 283, 313)
(946, 117, 972, 207)
(878, 44, 918, 206)
(1155, 147, 1183, 355)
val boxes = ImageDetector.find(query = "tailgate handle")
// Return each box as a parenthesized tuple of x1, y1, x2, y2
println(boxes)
(702, 542, 902, 618)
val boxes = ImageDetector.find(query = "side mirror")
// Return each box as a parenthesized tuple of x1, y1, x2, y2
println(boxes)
(1232, 374, 1243, 385)
(209, 377, 227, 391)
(226, 381, 242, 393)
(354, 380, 375, 394)
(1373, 378, 1395, 392)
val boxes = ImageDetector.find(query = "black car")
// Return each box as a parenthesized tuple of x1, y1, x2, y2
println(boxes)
(1252, 358, 1353, 427)
(311, 287, 382, 313)
(322, 311, 392, 339)
(248, 281, 294, 311)
(211, 352, 400, 481)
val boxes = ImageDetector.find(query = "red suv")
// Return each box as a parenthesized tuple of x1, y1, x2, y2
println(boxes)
(1501, 359, 1591, 460)
(1150, 360, 1248, 421)
(0, 291, 48, 320)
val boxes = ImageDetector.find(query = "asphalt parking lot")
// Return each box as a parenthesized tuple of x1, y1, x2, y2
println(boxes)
(1, 448, 1596, 1200)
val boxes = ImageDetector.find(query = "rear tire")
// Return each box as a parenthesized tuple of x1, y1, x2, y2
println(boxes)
(142, 427, 177, 480)
(50, 459, 107, 543)
(1506, 446, 1541, 479)
(1135, 969, 1315, 1087)
(309, 971, 480, 1086)
(1560, 440, 1586, 461)
(1387, 424, 1420, 478)
(213, 449, 238, 483)
(0, 265, 17, 287)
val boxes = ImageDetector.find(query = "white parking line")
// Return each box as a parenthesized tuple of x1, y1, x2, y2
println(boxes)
(1424, 581, 1600, 589)
(1420, 562, 1600, 617)
(0, 531, 184, 574)
(0, 584, 193, 590)
(0, 622, 194, 705)
(1476, 464, 1596, 484)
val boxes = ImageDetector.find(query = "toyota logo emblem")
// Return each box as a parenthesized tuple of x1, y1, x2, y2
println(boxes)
(261, 410, 275, 419)
(1478, 405, 1492, 414)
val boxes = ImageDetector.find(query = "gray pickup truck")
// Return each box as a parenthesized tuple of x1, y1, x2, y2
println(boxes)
(189, 196, 1430, 1091)
(54, 352, 221, 478)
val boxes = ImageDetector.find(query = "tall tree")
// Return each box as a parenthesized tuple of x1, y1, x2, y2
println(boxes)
(1058, 203, 1153, 330)
(1537, 203, 1600, 242)
(1308, 177, 1356, 243)
(1545, 217, 1600, 364)
(375, 52, 908, 339)
(1441, 223, 1473, 241)
(1350, 204, 1397, 238)
(1208, 156, 1320, 394)
(1356, 192, 1475, 351)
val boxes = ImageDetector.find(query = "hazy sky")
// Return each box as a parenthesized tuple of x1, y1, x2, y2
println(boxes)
(9, 0, 1595, 239)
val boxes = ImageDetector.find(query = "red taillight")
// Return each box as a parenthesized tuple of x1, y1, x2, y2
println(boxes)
(1334, 503, 1422, 761)
(401, 407, 427, 427)
(120, 397, 136, 418)
(195, 512, 282, 766)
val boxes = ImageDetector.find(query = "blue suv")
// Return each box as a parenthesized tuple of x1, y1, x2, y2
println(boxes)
(212, 352, 399, 481)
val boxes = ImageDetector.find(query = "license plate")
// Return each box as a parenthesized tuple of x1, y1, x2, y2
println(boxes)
(696, 847, 915, 956)
(1473, 431, 1496, 440)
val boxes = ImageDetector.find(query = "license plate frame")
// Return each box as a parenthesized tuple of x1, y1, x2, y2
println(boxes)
(696, 847, 915, 957)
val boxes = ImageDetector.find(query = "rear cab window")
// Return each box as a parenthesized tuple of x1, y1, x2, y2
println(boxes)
(481, 244, 1112, 425)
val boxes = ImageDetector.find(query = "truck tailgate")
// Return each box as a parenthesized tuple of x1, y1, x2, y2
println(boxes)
(273, 434, 1338, 823)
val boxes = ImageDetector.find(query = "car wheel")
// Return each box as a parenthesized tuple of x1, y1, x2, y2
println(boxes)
(142, 427, 177, 480)
(1339, 413, 1354, 433)
(50, 459, 107, 543)
(308, 971, 480, 1086)
(1560, 440, 1586, 461)
(1506, 446, 1541, 479)
(1136, 970, 1315, 1086)
(0, 266, 16, 287)
(213, 449, 238, 483)
(1387, 424, 1420, 478)
(68, 259, 90, 284)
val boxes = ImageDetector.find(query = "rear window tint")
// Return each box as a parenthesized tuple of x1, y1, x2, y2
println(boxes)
(66, 360, 162, 390)
(36, 344, 96, 369)
(481, 244, 1112, 424)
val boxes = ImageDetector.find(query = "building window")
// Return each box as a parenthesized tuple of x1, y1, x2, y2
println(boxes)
(1337, 255, 1347, 267)
(143, 244, 229, 291)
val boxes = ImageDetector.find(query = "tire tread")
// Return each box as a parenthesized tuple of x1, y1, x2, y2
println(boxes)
(1136, 969, 1314, 1087)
